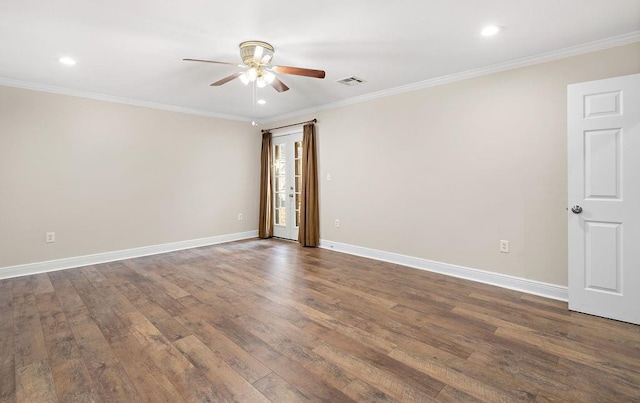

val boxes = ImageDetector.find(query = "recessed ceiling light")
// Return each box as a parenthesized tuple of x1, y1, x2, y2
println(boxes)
(257, 99, 266, 105)
(481, 25, 502, 37)
(58, 57, 76, 66)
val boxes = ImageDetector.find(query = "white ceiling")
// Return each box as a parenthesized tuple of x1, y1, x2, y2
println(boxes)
(1, 0, 639, 122)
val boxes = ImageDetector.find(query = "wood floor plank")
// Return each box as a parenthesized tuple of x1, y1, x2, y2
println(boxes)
(135, 268, 190, 300)
(341, 379, 395, 402)
(233, 312, 356, 391)
(388, 346, 534, 402)
(178, 289, 355, 401)
(468, 290, 640, 348)
(180, 294, 353, 401)
(554, 357, 640, 401)
(255, 286, 398, 353)
(15, 361, 58, 403)
(106, 264, 189, 318)
(174, 335, 269, 402)
(36, 292, 101, 402)
(436, 385, 485, 403)
(314, 342, 441, 401)
(122, 310, 222, 401)
(315, 295, 476, 360)
(79, 266, 138, 315)
(308, 275, 398, 310)
(107, 331, 186, 402)
(252, 372, 310, 402)
(174, 307, 272, 384)
(0, 279, 14, 323)
(0, 279, 15, 402)
(251, 346, 354, 402)
(300, 304, 527, 402)
(11, 277, 58, 402)
(12, 278, 48, 369)
(3, 238, 639, 402)
(47, 271, 143, 402)
(99, 266, 191, 342)
(497, 326, 640, 379)
(467, 350, 601, 402)
(33, 273, 54, 295)
(0, 326, 15, 403)
(455, 305, 640, 377)
(74, 270, 181, 402)
(411, 314, 561, 370)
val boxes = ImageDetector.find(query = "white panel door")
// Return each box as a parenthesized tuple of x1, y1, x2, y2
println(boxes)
(272, 133, 303, 240)
(568, 74, 640, 324)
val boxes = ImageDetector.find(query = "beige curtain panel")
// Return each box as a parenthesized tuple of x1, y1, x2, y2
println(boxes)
(258, 131, 273, 238)
(298, 123, 320, 246)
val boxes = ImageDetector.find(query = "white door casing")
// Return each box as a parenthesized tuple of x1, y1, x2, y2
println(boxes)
(568, 74, 640, 325)
(272, 132, 303, 240)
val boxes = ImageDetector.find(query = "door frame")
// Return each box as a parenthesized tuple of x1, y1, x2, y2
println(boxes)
(272, 130, 303, 240)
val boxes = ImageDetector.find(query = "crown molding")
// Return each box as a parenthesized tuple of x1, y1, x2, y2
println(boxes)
(0, 77, 252, 122)
(263, 31, 640, 124)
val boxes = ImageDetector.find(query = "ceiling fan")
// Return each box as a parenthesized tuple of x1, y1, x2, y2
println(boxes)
(184, 41, 326, 92)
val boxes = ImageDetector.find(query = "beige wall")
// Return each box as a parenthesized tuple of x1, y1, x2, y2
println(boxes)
(0, 86, 260, 267)
(270, 43, 640, 286)
(2, 43, 638, 284)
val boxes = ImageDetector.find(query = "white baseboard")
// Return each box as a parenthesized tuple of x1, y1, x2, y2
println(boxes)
(319, 239, 568, 302)
(1, 233, 568, 302)
(0, 230, 258, 280)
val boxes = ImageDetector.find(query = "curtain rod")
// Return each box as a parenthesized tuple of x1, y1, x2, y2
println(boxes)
(261, 118, 317, 133)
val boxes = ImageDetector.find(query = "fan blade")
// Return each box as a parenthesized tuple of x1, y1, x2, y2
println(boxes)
(210, 72, 243, 86)
(183, 58, 243, 67)
(270, 77, 290, 92)
(272, 65, 325, 79)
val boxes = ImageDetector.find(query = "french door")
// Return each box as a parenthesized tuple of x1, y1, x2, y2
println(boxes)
(272, 132, 303, 240)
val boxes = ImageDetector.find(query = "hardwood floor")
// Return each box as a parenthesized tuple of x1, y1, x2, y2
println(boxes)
(1, 238, 639, 402)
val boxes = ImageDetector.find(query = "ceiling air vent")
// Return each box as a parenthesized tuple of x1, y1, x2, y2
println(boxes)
(337, 76, 366, 86)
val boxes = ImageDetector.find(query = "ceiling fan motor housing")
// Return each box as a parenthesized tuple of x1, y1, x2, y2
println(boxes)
(239, 41, 274, 66)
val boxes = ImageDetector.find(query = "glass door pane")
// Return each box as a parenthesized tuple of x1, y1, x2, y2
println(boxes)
(294, 141, 302, 227)
(272, 133, 302, 240)
(274, 143, 286, 227)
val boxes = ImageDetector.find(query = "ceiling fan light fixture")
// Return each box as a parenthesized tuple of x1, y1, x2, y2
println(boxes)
(263, 70, 275, 84)
(185, 39, 323, 94)
(253, 46, 263, 59)
(246, 67, 258, 82)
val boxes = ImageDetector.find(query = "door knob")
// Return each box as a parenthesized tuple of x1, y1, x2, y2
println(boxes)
(571, 205, 583, 214)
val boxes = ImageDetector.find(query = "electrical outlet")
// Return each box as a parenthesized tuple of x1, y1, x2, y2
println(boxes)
(46, 232, 55, 243)
(499, 240, 509, 253)
(237, 213, 243, 221)
(327, 173, 331, 181)
(334, 219, 340, 228)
